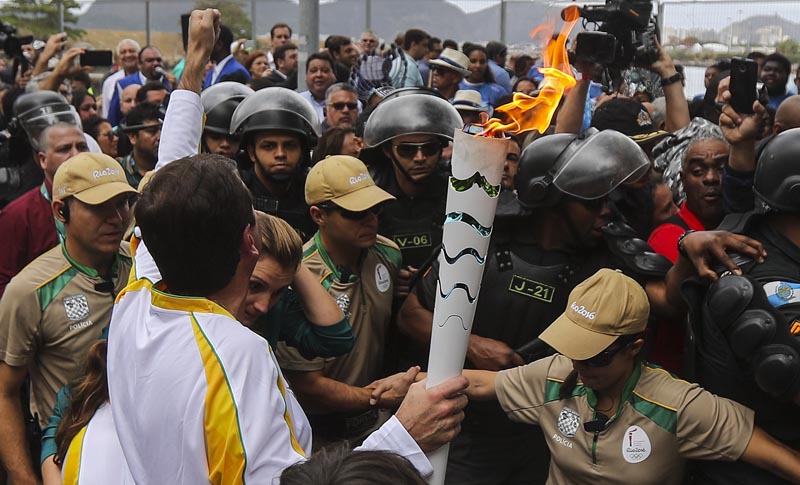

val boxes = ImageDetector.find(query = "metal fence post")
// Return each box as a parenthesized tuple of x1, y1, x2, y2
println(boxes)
(297, 0, 319, 92)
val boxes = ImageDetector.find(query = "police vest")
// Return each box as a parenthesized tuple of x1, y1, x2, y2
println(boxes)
(242, 169, 316, 242)
(685, 212, 800, 485)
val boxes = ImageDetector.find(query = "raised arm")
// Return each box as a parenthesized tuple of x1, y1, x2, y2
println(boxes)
(650, 40, 690, 132)
(155, 8, 218, 170)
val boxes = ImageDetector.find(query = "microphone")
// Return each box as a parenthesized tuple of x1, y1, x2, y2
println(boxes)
(583, 413, 609, 433)
(95, 280, 115, 293)
(338, 266, 352, 283)
(154, 66, 166, 77)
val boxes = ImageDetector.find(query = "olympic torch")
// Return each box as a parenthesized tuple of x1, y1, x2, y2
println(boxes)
(425, 128, 508, 485)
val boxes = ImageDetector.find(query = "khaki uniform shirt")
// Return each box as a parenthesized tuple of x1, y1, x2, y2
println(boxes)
(0, 243, 131, 427)
(276, 232, 400, 387)
(496, 355, 755, 485)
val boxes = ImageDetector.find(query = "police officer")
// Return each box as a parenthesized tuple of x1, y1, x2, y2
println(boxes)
(199, 81, 253, 166)
(398, 128, 766, 484)
(230, 87, 320, 241)
(685, 127, 800, 485)
(362, 90, 462, 295)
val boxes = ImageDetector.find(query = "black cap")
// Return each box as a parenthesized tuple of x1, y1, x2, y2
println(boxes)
(591, 97, 669, 145)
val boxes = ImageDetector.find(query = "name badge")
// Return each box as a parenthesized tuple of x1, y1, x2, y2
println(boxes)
(508, 275, 555, 303)
(394, 232, 432, 249)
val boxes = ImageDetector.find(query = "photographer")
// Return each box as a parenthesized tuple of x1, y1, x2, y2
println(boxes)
(556, 3, 689, 137)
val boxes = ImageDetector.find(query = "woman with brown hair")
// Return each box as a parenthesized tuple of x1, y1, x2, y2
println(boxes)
(244, 50, 270, 79)
(243, 211, 354, 357)
(41, 340, 132, 484)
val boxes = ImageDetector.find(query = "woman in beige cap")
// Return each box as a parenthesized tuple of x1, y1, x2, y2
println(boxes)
(373, 268, 800, 484)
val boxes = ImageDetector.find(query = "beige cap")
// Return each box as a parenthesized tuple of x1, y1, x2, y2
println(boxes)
(53, 152, 138, 204)
(429, 48, 472, 77)
(539, 269, 649, 360)
(305, 155, 395, 211)
(452, 90, 489, 113)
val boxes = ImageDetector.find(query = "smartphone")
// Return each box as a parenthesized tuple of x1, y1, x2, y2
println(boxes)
(729, 57, 758, 114)
(575, 32, 617, 66)
(79, 50, 113, 67)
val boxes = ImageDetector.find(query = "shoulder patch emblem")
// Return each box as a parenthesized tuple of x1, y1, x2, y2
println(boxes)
(64, 294, 90, 321)
(622, 425, 652, 463)
(557, 407, 580, 438)
(375, 263, 391, 293)
(335, 293, 351, 317)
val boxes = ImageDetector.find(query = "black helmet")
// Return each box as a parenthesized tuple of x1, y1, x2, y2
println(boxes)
(754, 127, 800, 213)
(230, 87, 321, 146)
(362, 92, 462, 147)
(515, 128, 650, 209)
(12, 91, 80, 149)
(200, 82, 254, 135)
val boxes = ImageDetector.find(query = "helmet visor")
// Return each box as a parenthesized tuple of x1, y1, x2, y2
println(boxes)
(552, 129, 650, 200)
(19, 104, 81, 150)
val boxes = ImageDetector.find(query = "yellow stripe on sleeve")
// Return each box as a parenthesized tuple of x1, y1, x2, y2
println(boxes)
(62, 424, 89, 485)
(191, 314, 247, 485)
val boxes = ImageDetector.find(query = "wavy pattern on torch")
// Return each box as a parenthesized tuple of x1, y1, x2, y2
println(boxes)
(449, 172, 501, 198)
(441, 242, 487, 265)
(437, 282, 478, 303)
(444, 212, 493, 237)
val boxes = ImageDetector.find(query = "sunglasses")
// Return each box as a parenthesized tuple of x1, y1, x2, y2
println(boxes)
(577, 334, 642, 368)
(393, 141, 441, 159)
(319, 202, 383, 220)
(138, 125, 162, 135)
(330, 102, 358, 111)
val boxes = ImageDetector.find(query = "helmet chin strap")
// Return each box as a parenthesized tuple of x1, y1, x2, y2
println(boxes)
(389, 152, 438, 186)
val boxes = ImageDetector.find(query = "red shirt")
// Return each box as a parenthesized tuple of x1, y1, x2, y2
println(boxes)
(646, 203, 706, 374)
(0, 185, 59, 299)
(647, 203, 705, 263)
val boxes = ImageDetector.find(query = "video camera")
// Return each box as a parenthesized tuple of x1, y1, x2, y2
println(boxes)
(566, 1, 660, 91)
(0, 21, 43, 207)
(0, 20, 33, 59)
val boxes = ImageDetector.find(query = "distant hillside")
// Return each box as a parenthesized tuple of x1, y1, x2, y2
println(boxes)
(75, 0, 560, 45)
(727, 14, 800, 40)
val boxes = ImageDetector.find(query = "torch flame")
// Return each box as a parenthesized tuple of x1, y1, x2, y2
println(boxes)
(480, 5, 581, 137)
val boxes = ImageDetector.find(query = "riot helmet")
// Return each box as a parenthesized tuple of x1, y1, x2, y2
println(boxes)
(12, 91, 81, 150)
(754, 127, 800, 214)
(515, 128, 650, 209)
(200, 82, 254, 135)
(362, 92, 462, 148)
(230, 87, 321, 148)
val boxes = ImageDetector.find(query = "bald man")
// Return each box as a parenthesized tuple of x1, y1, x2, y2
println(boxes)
(773, 95, 800, 134)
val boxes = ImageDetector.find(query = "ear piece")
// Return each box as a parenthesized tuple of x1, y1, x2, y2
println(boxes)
(58, 203, 71, 223)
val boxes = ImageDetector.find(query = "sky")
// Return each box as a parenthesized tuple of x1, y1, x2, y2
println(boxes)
(443, 0, 800, 31)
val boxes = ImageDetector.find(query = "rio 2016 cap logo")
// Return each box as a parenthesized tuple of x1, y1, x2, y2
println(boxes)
(349, 172, 370, 185)
(570, 302, 596, 320)
(93, 168, 121, 179)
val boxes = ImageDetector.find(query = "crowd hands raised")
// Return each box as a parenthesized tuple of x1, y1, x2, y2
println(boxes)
(0, 6, 799, 485)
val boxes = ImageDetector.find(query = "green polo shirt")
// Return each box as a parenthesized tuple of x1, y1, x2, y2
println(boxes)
(0, 243, 131, 427)
(496, 354, 754, 485)
(275, 232, 401, 387)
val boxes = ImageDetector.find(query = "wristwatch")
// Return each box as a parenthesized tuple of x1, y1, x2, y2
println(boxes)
(677, 230, 697, 257)
(660, 72, 683, 87)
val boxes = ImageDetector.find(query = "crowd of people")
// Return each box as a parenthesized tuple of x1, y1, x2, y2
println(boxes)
(0, 6, 799, 484)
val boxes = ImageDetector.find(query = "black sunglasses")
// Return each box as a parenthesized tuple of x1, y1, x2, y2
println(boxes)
(330, 102, 358, 111)
(578, 334, 642, 368)
(319, 202, 383, 220)
(393, 141, 441, 159)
